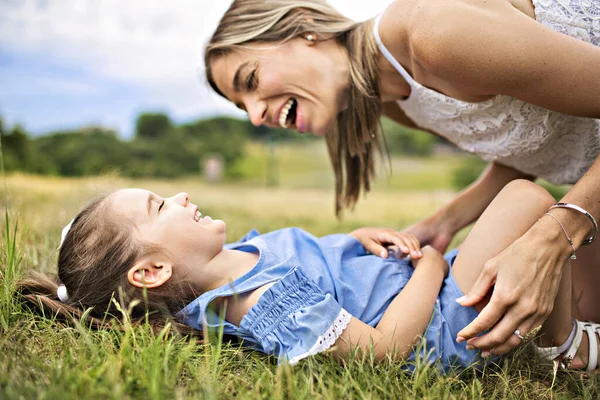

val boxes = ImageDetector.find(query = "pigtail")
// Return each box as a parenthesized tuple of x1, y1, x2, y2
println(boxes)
(16, 271, 111, 329)
(16, 272, 207, 339)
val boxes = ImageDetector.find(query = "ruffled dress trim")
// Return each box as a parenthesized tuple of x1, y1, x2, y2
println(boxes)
(288, 308, 352, 365)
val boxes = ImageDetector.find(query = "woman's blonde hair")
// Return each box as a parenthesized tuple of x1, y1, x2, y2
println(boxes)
(205, 0, 383, 216)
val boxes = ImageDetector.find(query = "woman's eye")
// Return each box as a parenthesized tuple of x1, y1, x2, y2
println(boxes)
(158, 200, 165, 213)
(246, 70, 258, 91)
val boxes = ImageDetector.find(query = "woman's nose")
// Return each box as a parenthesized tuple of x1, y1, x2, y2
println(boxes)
(170, 192, 189, 206)
(246, 99, 268, 127)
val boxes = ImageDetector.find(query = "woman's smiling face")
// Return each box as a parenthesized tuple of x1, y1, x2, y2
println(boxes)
(209, 37, 349, 136)
(110, 188, 227, 269)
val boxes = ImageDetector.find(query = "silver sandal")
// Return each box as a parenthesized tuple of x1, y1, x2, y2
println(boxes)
(535, 319, 600, 373)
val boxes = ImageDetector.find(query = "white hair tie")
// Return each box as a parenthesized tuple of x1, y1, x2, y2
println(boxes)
(57, 285, 69, 303)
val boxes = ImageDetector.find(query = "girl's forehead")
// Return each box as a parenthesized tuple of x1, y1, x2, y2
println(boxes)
(110, 189, 153, 221)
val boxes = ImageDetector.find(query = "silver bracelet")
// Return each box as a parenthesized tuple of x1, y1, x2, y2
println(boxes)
(544, 213, 577, 260)
(549, 203, 598, 245)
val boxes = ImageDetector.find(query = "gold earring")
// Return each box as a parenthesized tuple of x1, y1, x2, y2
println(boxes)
(306, 34, 315, 42)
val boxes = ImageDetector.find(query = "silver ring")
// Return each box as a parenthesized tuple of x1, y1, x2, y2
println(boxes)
(514, 329, 525, 341)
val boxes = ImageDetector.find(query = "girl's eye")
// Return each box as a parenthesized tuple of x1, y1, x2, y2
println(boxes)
(246, 69, 258, 91)
(158, 201, 165, 213)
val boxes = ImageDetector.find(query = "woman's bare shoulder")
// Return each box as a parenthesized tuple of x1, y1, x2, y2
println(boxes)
(401, 0, 600, 116)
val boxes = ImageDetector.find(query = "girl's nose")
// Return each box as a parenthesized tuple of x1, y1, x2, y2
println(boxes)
(246, 99, 268, 127)
(170, 192, 189, 206)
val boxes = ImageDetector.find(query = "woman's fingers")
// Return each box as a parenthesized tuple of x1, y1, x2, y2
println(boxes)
(457, 260, 498, 307)
(456, 296, 507, 343)
(464, 311, 524, 353)
(476, 313, 545, 356)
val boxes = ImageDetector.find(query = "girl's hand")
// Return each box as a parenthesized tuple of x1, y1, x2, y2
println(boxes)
(411, 245, 449, 277)
(350, 227, 422, 259)
(402, 218, 454, 253)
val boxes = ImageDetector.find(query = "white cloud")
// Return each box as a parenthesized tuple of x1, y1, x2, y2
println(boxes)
(0, 0, 393, 129)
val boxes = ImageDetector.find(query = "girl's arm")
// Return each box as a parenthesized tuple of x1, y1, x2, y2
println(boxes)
(412, 0, 600, 117)
(331, 246, 447, 361)
(404, 162, 534, 251)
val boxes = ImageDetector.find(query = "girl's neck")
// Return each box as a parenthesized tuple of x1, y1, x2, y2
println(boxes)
(198, 248, 260, 292)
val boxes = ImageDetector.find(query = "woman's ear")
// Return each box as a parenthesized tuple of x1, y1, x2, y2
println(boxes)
(303, 32, 317, 46)
(127, 255, 173, 289)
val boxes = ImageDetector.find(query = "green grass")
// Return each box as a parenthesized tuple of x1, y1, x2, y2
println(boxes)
(1, 151, 598, 398)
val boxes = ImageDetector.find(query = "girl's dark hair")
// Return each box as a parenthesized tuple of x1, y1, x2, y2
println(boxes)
(204, 0, 384, 216)
(17, 194, 201, 335)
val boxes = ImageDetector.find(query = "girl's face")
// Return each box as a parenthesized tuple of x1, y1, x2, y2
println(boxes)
(209, 37, 349, 136)
(110, 189, 226, 269)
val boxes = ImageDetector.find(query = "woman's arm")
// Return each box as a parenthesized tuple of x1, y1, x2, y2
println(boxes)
(432, 162, 534, 236)
(413, 0, 600, 117)
(331, 246, 447, 361)
(404, 162, 534, 251)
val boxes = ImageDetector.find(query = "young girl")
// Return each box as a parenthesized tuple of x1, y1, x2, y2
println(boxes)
(19, 180, 600, 372)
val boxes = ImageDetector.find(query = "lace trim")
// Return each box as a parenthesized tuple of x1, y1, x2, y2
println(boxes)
(288, 308, 352, 365)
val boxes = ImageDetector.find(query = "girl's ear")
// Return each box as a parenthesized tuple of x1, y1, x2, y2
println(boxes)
(127, 255, 173, 289)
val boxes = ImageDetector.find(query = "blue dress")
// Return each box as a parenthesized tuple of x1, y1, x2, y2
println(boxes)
(179, 228, 483, 371)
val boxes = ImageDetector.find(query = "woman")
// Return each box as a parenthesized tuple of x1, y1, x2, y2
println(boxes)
(202, 0, 600, 364)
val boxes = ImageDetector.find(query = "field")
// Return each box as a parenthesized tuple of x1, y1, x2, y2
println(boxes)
(0, 143, 596, 399)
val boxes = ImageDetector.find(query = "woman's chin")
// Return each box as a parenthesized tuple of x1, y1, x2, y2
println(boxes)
(304, 117, 334, 136)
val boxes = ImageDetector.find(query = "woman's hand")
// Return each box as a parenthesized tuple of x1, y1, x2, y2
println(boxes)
(411, 245, 449, 277)
(350, 227, 422, 259)
(402, 218, 454, 253)
(455, 226, 567, 355)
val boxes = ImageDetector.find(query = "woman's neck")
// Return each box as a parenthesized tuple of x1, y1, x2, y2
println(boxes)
(373, 1, 416, 102)
(378, 55, 412, 102)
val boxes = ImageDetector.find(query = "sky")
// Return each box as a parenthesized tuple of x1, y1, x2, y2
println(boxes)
(0, 0, 393, 137)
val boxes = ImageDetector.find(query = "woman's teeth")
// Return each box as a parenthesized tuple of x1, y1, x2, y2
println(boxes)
(279, 98, 297, 128)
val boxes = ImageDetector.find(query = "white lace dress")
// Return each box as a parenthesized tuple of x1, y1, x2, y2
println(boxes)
(374, 0, 600, 184)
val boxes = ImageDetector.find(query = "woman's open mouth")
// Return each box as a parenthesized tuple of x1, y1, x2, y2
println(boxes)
(278, 98, 298, 128)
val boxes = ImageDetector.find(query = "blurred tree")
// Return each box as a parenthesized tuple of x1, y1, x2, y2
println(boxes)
(380, 117, 437, 156)
(135, 112, 172, 140)
(451, 156, 486, 190)
(1, 123, 32, 171)
(128, 127, 200, 178)
(34, 127, 130, 176)
(181, 117, 248, 169)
